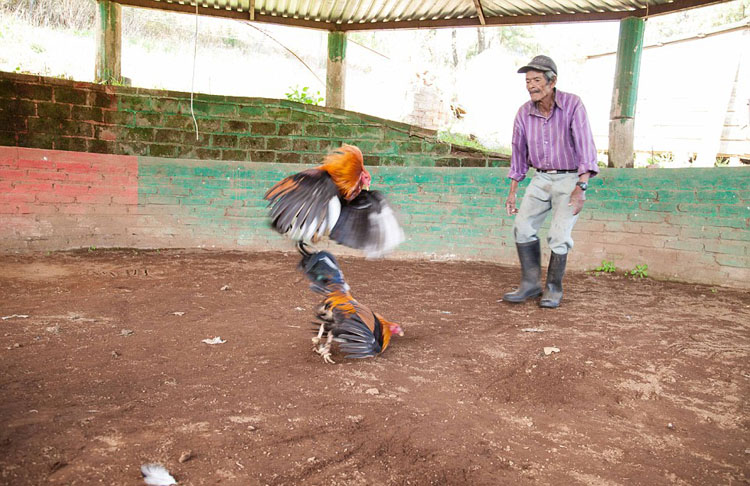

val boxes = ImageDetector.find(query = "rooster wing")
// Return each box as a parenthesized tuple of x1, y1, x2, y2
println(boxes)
(326, 290, 389, 359)
(265, 168, 341, 242)
(329, 190, 404, 258)
(265, 145, 404, 257)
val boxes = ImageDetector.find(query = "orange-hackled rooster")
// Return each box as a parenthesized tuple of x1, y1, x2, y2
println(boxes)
(297, 242, 403, 364)
(264, 144, 404, 258)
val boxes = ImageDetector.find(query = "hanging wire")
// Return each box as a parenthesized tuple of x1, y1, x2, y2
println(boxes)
(238, 21, 325, 87)
(190, 1, 200, 140)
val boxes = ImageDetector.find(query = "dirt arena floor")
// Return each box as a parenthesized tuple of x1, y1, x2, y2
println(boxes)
(0, 249, 748, 486)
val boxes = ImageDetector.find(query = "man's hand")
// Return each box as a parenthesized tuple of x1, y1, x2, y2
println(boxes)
(505, 193, 518, 216)
(568, 187, 585, 215)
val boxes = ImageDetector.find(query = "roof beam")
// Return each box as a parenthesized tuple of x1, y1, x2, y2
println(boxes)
(109, 0, 729, 32)
(110, 0, 335, 30)
(338, 0, 727, 31)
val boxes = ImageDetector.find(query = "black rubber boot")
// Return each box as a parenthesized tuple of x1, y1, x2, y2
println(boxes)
(539, 252, 567, 308)
(503, 240, 542, 303)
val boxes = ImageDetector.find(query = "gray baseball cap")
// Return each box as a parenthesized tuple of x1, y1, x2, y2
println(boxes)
(517, 55, 557, 75)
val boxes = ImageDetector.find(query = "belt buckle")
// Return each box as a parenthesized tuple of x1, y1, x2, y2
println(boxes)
(547, 170, 558, 174)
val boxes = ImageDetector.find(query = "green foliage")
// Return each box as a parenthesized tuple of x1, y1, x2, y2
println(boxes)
(493, 26, 541, 56)
(285, 86, 324, 106)
(595, 260, 616, 273)
(645, 1, 750, 44)
(437, 130, 510, 155)
(98, 75, 128, 86)
(438, 131, 486, 151)
(14, 65, 34, 75)
(628, 264, 649, 279)
(646, 151, 674, 167)
(222, 36, 241, 49)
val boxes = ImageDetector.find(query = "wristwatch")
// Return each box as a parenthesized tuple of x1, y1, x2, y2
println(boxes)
(576, 181, 588, 191)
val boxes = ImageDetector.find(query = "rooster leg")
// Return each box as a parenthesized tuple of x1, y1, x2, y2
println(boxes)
(311, 322, 326, 349)
(316, 332, 335, 364)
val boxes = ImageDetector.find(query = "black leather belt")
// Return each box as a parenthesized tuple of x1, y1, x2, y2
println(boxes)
(535, 169, 578, 173)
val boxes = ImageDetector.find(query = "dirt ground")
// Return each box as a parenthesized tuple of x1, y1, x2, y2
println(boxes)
(0, 249, 748, 486)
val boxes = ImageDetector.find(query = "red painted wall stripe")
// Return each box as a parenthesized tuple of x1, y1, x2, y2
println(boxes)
(0, 146, 138, 215)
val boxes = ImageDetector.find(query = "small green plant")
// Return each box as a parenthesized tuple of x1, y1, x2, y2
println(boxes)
(285, 86, 324, 106)
(88, 245, 97, 252)
(646, 151, 674, 167)
(629, 264, 648, 279)
(715, 156, 730, 167)
(595, 260, 616, 273)
(97, 75, 128, 86)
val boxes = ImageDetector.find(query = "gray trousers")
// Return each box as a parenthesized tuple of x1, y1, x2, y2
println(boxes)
(513, 172, 580, 255)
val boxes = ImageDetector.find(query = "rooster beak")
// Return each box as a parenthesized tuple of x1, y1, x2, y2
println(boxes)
(363, 185, 370, 191)
(398, 331, 404, 337)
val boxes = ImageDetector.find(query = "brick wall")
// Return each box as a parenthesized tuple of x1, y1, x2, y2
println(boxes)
(1, 146, 748, 288)
(0, 71, 507, 168)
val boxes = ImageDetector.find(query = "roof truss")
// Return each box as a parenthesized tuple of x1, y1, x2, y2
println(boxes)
(110, 0, 730, 31)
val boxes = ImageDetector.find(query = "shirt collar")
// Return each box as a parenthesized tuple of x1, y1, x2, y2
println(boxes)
(530, 88, 562, 118)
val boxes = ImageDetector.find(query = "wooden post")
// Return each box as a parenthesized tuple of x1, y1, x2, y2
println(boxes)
(95, 0, 122, 84)
(608, 17, 645, 168)
(326, 31, 347, 110)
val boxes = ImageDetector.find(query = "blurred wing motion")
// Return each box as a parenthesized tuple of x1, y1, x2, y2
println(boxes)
(297, 243, 403, 363)
(330, 190, 404, 258)
(265, 144, 404, 257)
(265, 169, 341, 242)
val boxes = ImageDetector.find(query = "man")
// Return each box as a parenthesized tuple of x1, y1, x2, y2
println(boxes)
(503, 55, 599, 308)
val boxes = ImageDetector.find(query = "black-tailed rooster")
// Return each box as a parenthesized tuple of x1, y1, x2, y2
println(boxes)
(297, 243, 403, 364)
(264, 144, 404, 258)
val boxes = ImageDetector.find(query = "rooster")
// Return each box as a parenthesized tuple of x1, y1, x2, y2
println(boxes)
(264, 144, 404, 258)
(297, 242, 403, 364)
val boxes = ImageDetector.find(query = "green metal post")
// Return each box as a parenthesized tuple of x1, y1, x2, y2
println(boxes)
(326, 31, 347, 110)
(608, 16, 645, 168)
(95, 0, 122, 84)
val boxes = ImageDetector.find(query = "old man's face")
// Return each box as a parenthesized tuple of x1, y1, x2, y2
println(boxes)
(525, 70, 556, 103)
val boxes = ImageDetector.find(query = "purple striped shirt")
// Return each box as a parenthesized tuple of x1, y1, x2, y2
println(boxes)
(508, 89, 599, 182)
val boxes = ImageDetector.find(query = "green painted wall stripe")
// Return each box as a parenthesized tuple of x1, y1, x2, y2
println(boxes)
(136, 157, 749, 280)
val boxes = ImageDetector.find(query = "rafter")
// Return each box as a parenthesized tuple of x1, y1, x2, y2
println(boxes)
(109, 0, 730, 31)
(472, 0, 486, 26)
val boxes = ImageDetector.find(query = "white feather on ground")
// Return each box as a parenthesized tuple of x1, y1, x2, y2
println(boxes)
(141, 463, 177, 485)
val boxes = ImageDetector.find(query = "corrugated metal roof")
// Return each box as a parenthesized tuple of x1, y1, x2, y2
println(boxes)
(112, 0, 731, 30)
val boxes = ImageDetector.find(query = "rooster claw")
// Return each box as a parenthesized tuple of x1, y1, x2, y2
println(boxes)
(322, 353, 335, 364)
